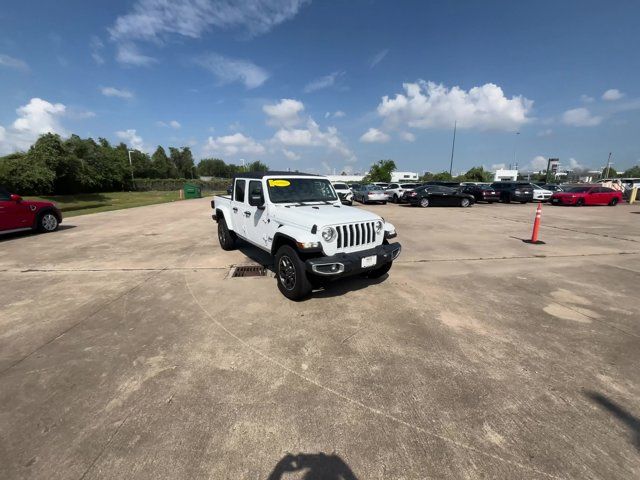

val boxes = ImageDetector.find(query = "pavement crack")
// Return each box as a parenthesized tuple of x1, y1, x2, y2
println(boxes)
(396, 251, 640, 264)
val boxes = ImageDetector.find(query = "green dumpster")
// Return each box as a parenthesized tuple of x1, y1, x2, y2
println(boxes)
(183, 183, 202, 199)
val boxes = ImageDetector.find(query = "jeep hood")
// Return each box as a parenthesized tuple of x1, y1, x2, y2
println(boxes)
(270, 204, 381, 229)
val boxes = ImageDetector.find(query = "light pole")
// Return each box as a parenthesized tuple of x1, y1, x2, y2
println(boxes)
(127, 150, 135, 188)
(513, 131, 520, 167)
(448, 120, 457, 176)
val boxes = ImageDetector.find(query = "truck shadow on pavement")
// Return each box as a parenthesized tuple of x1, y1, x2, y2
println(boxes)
(236, 241, 389, 300)
(584, 390, 640, 450)
(267, 452, 359, 480)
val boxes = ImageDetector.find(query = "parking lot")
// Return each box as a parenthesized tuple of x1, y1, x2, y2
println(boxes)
(1, 199, 639, 479)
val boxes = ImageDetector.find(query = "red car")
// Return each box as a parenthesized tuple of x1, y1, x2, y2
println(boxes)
(550, 186, 622, 206)
(0, 186, 62, 234)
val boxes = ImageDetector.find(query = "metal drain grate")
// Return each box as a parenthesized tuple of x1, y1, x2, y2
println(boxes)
(229, 264, 268, 278)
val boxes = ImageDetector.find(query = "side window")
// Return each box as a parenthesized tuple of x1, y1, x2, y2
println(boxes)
(390, 184, 399, 189)
(248, 180, 263, 202)
(234, 179, 246, 202)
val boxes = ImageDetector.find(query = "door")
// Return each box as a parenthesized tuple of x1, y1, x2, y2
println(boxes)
(231, 179, 246, 236)
(0, 190, 27, 231)
(244, 180, 269, 248)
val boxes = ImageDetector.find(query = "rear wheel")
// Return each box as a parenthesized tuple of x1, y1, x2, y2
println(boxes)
(393, 194, 399, 203)
(460, 198, 471, 208)
(381, 201, 387, 205)
(419, 197, 430, 208)
(217, 217, 236, 250)
(576, 199, 585, 207)
(37, 211, 59, 232)
(275, 245, 312, 301)
(609, 197, 619, 206)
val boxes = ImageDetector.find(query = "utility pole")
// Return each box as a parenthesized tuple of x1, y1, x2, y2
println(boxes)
(127, 150, 135, 188)
(604, 152, 612, 178)
(514, 131, 520, 166)
(449, 120, 457, 176)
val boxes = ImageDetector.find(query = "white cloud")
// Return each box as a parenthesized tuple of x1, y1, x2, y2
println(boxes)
(90, 36, 105, 65)
(369, 49, 389, 68)
(324, 110, 346, 119)
(580, 94, 594, 103)
(282, 148, 300, 160)
(304, 71, 344, 93)
(263, 99, 305, 127)
(109, 0, 309, 42)
(156, 120, 181, 129)
(490, 163, 506, 171)
(0, 53, 29, 72)
(272, 118, 355, 161)
(101, 86, 134, 99)
(602, 89, 624, 101)
(204, 132, 265, 156)
(537, 129, 553, 137)
(0, 98, 67, 154)
(360, 128, 390, 143)
(195, 52, 269, 89)
(567, 158, 584, 170)
(562, 107, 603, 127)
(399, 131, 415, 142)
(377, 80, 533, 131)
(116, 129, 146, 151)
(528, 155, 548, 171)
(115, 43, 157, 66)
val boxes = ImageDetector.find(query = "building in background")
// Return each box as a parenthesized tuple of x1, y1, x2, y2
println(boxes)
(391, 171, 419, 182)
(493, 169, 518, 181)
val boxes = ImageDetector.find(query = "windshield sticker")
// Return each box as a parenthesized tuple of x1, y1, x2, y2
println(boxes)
(268, 179, 291, 187)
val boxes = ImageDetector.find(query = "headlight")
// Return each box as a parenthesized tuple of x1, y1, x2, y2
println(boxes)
(321, 226, 336, 242)
(375, 220, 383, 233)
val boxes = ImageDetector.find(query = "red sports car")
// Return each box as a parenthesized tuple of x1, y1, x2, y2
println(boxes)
(550, 186, 622, 206)
(0, 186, 62, 234)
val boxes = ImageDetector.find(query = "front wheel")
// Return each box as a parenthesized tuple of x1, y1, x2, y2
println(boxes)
(576, 199, 585, 207)
(609, 198, 619, 206)
(217, 217, 236, 250)
(460, 198, 471, 208)
(275, 245, 312, 301)
(37, 211, 59, 232)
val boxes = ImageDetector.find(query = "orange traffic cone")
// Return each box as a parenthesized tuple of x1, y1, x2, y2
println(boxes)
(524, 203, 545, 244)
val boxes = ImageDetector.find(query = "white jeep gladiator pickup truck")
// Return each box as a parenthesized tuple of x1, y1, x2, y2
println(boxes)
(211, 172, 401, 300)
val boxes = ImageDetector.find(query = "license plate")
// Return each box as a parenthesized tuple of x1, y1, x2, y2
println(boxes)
(361, 255, 377, 268)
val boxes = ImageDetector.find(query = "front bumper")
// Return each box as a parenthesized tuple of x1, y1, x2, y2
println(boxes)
(305, 242, 401, 278)
(551, 196, 575, 205)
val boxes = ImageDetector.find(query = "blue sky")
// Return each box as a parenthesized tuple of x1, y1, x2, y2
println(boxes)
(1, 0, 639, 175)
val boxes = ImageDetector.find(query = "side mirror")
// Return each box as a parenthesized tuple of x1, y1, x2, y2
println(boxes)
(249, 193, 265, 208)
(10, 194, 22, 202)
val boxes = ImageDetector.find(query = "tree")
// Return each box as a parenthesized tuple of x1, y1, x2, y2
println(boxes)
(151, 146, 177, 178)
(170, 147, 195, 178)
(432, 171, 453, 181)
(602, 166, 618, 178)
(246, 160, 269, 172)
(0, 154, 55, 195)
(197, 158, 227, 177)
(463, 166, 492, 182)
(623, 165, 640, 177)
(364, 159, 397, 182)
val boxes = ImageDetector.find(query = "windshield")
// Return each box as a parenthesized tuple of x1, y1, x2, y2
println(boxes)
(267, 178, 338, 203)
(333, 183, 348, 189)
(566, 187, 592, 193)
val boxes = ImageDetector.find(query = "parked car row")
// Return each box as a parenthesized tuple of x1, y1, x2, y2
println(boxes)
(331, 181, 625, 208)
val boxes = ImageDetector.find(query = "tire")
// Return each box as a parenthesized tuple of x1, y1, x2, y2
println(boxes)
(217, 217, 236, 250)
(365, 261, 392, 279)
(576, 199, 585, 207)
(419, 197, 430, 208)
(393, 194, 399, 203)
(381, 201, 387, 205)
(37, 211, 59, 232)
(460, 198, 471, 208)
(609, 198, 619, 206)
(487, 201, 494, 204)
(346, 201, 353, 206)
(502, 194, 511, 204)
(520, 201, 527, 204)
(275, 245, 312, 300)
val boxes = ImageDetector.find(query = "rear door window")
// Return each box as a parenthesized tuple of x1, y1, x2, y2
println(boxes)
(234, 179, 246, 202)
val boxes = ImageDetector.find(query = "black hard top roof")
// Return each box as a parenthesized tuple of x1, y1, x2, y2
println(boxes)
(232, 171, 321, 179)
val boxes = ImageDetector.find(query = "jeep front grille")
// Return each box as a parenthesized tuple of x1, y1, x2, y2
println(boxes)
(336, 222, 377, 250)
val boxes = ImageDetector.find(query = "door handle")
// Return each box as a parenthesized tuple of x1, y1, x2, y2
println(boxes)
(232, 207, 238, 212)
(244, 211, 251, 217)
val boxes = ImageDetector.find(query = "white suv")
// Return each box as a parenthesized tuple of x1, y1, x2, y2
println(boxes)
(212, 172, 401, 300)
(385, 183, 420, 203)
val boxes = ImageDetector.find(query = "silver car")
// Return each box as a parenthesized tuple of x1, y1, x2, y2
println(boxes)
(355, 184, 388, 204)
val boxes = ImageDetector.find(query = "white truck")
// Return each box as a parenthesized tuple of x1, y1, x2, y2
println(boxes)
(211, 172, 401, 300)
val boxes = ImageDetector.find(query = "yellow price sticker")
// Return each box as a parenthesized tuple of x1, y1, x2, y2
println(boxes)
(268, 179, 291, 187)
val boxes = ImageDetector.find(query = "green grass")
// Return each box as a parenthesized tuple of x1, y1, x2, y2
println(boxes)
(26, 191, 216, 217)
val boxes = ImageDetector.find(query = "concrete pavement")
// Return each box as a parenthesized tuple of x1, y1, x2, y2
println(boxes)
(1, 198, 639, 479)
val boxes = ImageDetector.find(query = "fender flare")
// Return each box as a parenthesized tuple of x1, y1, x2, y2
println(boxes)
(214, 206, 234, 230)
(271, 226, 320, 256)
